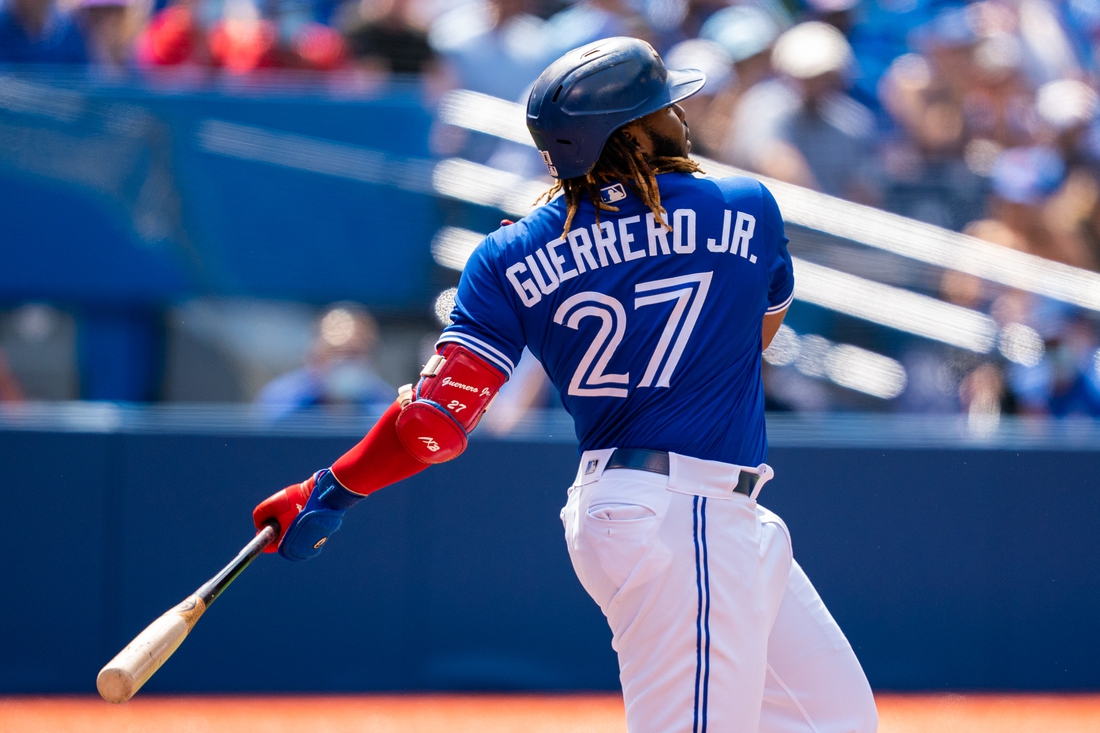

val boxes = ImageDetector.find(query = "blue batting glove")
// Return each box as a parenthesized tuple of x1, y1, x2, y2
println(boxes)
(279, 469, 367, 561)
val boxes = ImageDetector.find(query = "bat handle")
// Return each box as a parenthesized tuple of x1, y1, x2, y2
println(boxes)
(196, 524, 279, 606)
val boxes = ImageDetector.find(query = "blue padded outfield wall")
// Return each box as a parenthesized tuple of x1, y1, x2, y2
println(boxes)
(0, 74, 441, 308)
(2, 408, 1099, 694)
(0, 74, 447, 400)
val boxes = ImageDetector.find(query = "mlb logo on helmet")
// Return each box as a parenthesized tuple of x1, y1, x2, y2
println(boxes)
(540, 150, 558, 177)
(600, 183, 627, 204)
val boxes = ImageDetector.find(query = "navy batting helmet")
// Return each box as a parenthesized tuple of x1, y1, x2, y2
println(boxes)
(526, 37, 706, 180)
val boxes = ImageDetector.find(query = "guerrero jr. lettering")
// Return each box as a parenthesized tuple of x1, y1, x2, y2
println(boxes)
(506, 208, 756, 307)
(441, 377, 479, 392)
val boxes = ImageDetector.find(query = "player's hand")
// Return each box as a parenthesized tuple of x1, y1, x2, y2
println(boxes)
(253, 475, 317, 553)
(269, 469, 369, 562)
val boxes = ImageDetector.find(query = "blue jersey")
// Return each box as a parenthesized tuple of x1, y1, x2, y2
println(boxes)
(440, 172, 794, 466)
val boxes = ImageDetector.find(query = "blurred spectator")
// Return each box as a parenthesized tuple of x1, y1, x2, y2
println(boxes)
(698, 5, 779, 160)
(0, 0, 88, 63)
(136, 0, 345, 73)
(285, 19, 346, 70)
(701, 4, 778, 92)
(1004, 306, 1100, 417)
(910, 4, 980, 110)
(76, 0, 137, 68)
(761, 362, 832, 412)
(898, 261, 1001, 415)
(657, 0, 755, 49)
(966, 146, 1097, 269)
(1036, 78, 1100, 267)
(256, 303, 394, 419)
(895, 345, 963, 414)
(429, 0, 550, 166)
(264, 0, 349, 71)
(966, 32, 1036, 149)
(803, 0, 856, 36)
(1061, 0, 1100, 74)
(429, 0, 547, 101)
(1014, 0, 1082, 85)
(540, 0, 651, 61)
(725, 21, 880, 203)
(959, 360, 1005, 425)
(663, 37, 733, 157)
(844, 0, 936, 106)
(879, 52, 986, 230)
(205, 0, 279, 72)
(134, 0, 212, 67)
(342, 0, 436, 78)
(0, 348, 25, 402)
(1037, 78, 1100, 154)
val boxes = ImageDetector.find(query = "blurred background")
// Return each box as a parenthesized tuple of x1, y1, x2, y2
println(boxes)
(2, 0, 1100, 418)
(2, 0, 1100, 700)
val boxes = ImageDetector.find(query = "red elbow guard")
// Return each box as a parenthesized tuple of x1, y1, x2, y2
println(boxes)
(395, 343, 507, 463)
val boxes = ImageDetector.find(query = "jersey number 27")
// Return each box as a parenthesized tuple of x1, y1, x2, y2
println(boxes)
(552, 272, 713, 398)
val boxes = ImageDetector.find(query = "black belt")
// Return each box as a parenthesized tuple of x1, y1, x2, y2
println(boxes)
(605, 448, 757, 496)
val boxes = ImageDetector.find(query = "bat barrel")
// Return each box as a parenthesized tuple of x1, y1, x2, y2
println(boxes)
(96, 524, 278, 704)
(96, 595, 206, 704)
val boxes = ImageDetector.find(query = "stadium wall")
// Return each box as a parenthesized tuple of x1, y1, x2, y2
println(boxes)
(2, 412, 1099, 694)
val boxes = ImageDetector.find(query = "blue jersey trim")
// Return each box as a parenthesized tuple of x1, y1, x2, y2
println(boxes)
(766, 291, 794, 315)
(436, 333, 515, 377)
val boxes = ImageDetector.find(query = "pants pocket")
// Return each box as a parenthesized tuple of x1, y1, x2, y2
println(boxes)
(587, 502, 658, 521)
(568, 487, 667, 612)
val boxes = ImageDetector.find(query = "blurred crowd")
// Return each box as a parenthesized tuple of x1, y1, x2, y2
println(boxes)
(10, 0, 1100, 266)
(11, 0, 1100, 265)
(10, 0, 1100, 244)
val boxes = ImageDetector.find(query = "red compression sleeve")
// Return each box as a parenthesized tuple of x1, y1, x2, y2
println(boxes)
(331, 400, 429, 494)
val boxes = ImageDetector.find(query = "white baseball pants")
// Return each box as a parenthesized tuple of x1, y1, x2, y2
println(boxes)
(561, 449, 878, 733)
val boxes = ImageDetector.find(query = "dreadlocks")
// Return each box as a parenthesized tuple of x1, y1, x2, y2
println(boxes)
(538, 127, 702, 237)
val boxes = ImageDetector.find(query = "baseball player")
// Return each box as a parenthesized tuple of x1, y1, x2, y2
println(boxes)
(253, 37, 878, 733)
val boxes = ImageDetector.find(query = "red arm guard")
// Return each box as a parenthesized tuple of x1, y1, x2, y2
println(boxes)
(394, 343, 507, 463)
(329, 399, 430, 494)
(282, 344, 503, 505)
(254, 397, 429, 549)
(253, 345, 506, 550)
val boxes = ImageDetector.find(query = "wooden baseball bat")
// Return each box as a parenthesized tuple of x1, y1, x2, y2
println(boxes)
(96, 523, 279, 704)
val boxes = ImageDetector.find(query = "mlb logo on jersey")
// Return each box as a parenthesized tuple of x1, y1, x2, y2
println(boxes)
(585, 459, 600, 475)
(600, 183, 627, 204)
